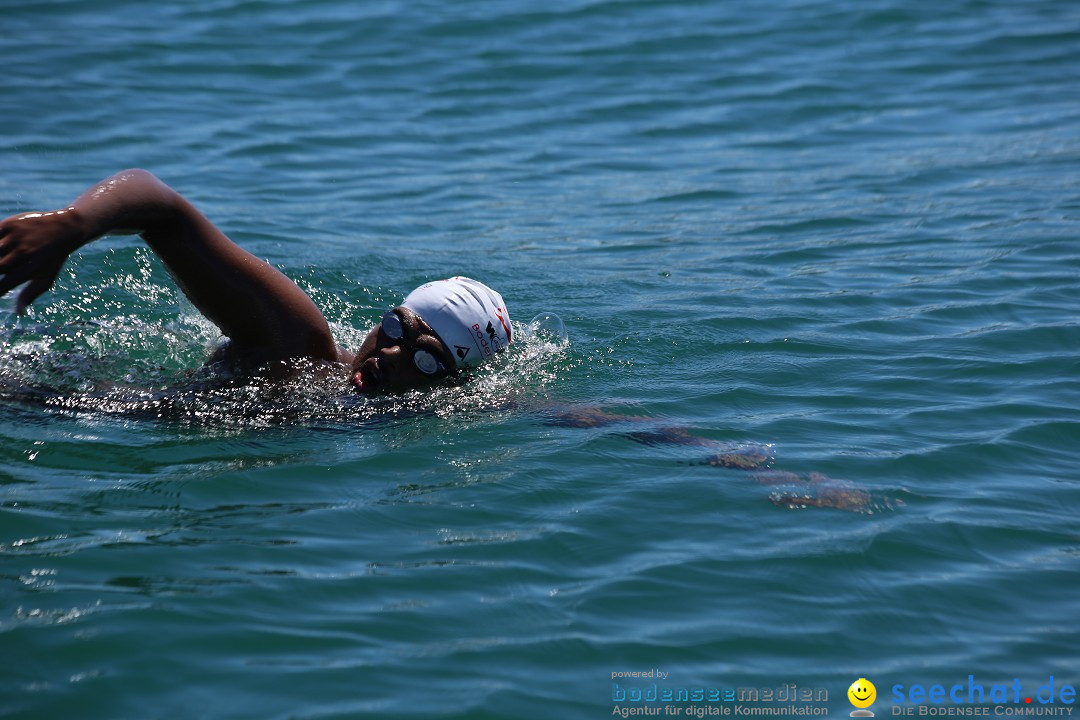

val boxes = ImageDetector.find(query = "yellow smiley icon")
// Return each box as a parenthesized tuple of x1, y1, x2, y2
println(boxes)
(848, 678, 877, 709)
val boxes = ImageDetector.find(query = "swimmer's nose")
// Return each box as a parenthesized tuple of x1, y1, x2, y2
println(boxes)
(375, 345, 408, 377)
(378, 344, 403, 359)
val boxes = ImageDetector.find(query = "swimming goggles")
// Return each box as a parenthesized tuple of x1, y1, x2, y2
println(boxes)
(381, 310, 447, 376)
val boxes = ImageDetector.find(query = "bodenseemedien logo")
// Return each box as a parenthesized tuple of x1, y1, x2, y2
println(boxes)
(849, 678, 877, 717)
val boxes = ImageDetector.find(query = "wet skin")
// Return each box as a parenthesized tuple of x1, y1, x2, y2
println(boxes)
(346, 306, 457, 393)
(0, 171, 470, 396)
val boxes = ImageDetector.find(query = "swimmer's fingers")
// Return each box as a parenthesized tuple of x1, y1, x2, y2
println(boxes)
(0, 210, 84, 310)
(0, 252, 61, 313)
(0, 258, 32, 302)
(0, 235, 37, 294)
(15, 268, 62, 314)
(0, 257, 64, 313)
(0, 243, 28, 273)
(0, 256, 28, 295)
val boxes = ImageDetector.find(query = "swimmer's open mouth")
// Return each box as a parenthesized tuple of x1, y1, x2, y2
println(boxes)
(351, 357, 383, 393)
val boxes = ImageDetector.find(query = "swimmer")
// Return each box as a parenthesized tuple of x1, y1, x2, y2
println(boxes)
(1, 171, 893, 513)
(0, 169, 511, 393)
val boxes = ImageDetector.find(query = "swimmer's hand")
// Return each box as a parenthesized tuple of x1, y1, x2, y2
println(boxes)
(0, 207, 89, 314)
(0, 170, 338, 365)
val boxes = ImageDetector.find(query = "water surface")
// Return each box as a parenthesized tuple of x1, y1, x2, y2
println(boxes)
(2, 0, 1078, 717)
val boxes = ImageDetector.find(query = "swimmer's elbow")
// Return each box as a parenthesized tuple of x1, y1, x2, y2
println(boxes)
(116, 168, 157, 180)
(116, 169, 183, 208)
(104, 169, 171, 197)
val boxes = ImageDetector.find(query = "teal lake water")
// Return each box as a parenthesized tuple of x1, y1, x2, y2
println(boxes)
(2, 0, 1079, 717)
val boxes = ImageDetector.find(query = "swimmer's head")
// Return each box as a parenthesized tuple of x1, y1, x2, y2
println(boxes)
(402, 277, 512, 369)
(349, 277, 511, 392)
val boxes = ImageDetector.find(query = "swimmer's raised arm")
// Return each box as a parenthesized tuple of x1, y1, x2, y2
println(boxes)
(0, 169, 340, 366)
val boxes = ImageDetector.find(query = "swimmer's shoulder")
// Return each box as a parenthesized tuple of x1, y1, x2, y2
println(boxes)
(204, 340, 349, 382)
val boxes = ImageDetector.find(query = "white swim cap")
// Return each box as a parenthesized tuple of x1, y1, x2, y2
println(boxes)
(402, 277, 512, 369)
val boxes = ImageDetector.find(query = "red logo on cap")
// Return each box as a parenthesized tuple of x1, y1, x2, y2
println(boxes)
(495, 307, 511, 343)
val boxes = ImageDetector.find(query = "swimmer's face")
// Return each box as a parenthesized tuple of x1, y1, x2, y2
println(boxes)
(848, 679, 876, 708)
(350, 306, 456, 393)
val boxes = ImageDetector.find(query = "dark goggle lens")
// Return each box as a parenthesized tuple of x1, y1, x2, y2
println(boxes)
(413, 350, 442, 376)
(381, 311, 404, 340)
(381, 311, 445, 377)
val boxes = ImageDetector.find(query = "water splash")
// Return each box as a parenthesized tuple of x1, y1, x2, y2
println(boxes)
(0, 311, 576, 432)
(523, 312, 569, 350)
